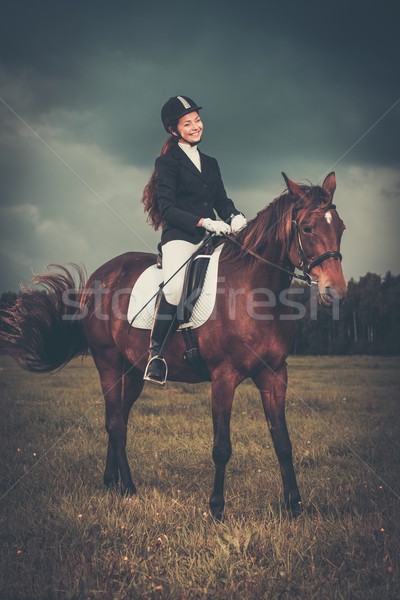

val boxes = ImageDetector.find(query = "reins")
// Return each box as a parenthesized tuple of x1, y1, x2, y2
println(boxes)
(222, 232, 317, 286)
(223, 207, 342, 286)
(128, 205, 343, 334)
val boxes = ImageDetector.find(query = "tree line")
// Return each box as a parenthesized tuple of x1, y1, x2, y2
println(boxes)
(291, 271, 400, 355)
(1, 271, 399, 355)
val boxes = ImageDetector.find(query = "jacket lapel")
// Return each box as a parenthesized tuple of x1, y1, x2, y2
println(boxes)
(171, 144, 210, 183)
(198, 151, 214, 182)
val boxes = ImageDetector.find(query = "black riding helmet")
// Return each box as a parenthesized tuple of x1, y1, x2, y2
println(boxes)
(161, 95, 202, 133)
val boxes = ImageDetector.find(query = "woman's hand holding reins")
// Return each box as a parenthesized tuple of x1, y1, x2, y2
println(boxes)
(199, 218, 231, 236)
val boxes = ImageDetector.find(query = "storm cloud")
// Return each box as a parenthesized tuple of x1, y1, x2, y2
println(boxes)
(0, 0, 399, 291)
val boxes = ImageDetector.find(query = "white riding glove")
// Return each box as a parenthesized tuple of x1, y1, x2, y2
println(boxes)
(201, 218, 231, 236)
(230, 213, 247, 234)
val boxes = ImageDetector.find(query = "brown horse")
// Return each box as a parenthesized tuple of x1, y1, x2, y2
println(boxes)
(0, 172, 346, 520)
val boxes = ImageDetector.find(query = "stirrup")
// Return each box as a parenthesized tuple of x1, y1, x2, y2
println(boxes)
(143, 355, 168, 386)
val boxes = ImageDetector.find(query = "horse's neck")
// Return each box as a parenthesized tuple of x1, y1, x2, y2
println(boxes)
(254, 241, 289, 285)
(230, 242, 290, 291)
(252, 254, 291, 291)
(262, 240, 286, 265)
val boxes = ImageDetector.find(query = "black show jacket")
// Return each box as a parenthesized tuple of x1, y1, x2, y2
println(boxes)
(155, 143, 241, 245)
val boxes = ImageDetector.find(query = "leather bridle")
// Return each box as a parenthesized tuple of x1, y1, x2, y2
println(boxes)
(291, 205, 342, 285)
(223, 206, 343, 287)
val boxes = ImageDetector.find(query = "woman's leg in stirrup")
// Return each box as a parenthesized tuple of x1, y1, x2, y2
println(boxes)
(144, 293, 177, 385)
(144, 240, 203, 386)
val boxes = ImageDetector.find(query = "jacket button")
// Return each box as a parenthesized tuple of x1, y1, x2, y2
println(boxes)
(203, 183, 208, 188)
(203, 201, 208, 206)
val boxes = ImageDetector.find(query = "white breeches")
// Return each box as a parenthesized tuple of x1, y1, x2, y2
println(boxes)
(162, 239, 204, 306)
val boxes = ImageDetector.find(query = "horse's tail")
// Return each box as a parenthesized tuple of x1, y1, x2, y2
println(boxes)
(0, 264, 88, 373)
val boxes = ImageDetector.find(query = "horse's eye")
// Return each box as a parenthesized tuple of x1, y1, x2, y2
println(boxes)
(302, 226, 312, 234)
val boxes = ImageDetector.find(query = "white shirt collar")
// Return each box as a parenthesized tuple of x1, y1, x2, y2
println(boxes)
(178, 142, 201, 172)
(178, 142, 198, 153)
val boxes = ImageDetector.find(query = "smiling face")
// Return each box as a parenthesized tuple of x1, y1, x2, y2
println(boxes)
(174, 111, 203, 145)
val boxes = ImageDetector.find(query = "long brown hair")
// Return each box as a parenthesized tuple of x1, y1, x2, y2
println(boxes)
(141, 135, 178, 230)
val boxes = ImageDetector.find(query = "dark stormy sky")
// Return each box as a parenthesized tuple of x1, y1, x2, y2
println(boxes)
(0, 0, 399, 292)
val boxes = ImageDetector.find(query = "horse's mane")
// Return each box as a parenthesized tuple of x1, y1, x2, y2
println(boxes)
(221, 184, 331, 271)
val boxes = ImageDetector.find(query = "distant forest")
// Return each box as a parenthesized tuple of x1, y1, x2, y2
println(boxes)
(0, 271, 399, 355)
(291, 271, 400, 355)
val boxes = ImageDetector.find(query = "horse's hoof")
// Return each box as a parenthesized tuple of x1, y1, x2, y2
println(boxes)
(209, 500, 225, 522)
(287, 498, 303, 519)
(121, 483, 137, 497)
(211, 509, 224, 522)
(103, 475, 119, 489)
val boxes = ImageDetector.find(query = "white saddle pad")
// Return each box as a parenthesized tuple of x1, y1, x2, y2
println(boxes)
(127, 244, 224, 329)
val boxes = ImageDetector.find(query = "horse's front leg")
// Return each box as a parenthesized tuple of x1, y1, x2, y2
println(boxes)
(209, 375, 236, 521)
(253, 363, 302, 517)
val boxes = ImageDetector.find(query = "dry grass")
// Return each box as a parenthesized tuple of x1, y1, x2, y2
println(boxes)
(0, 355, 399, 599)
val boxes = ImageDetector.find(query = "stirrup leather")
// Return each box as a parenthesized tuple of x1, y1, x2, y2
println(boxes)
(143, 355, 168, 386)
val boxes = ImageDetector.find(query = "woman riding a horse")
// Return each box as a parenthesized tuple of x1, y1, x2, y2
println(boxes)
(0, 99, 347, 519)
(141, 95, 247, 385)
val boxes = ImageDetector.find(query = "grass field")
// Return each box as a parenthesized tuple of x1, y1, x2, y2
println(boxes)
(0, 354, 399, 599)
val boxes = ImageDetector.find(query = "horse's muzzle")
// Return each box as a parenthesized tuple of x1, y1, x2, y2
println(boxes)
(318, 285, 347, 307)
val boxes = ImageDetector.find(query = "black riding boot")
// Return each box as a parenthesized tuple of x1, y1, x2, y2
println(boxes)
(143, 293, 178, 386)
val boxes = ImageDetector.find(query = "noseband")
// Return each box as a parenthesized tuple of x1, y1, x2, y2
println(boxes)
(291, 207, 342, 285)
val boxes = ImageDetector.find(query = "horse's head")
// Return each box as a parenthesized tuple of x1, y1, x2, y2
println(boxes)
(283, 172, 347, 306)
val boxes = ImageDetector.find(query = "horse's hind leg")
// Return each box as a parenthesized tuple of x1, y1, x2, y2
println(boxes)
(253, 364, 302, 517)
(104, 361, 144, 492)
(93, 348, 143, 495)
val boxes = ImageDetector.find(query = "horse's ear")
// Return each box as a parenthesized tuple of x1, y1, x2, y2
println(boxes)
(322, 171, 336, 200)
(281, 172, 303, 198)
